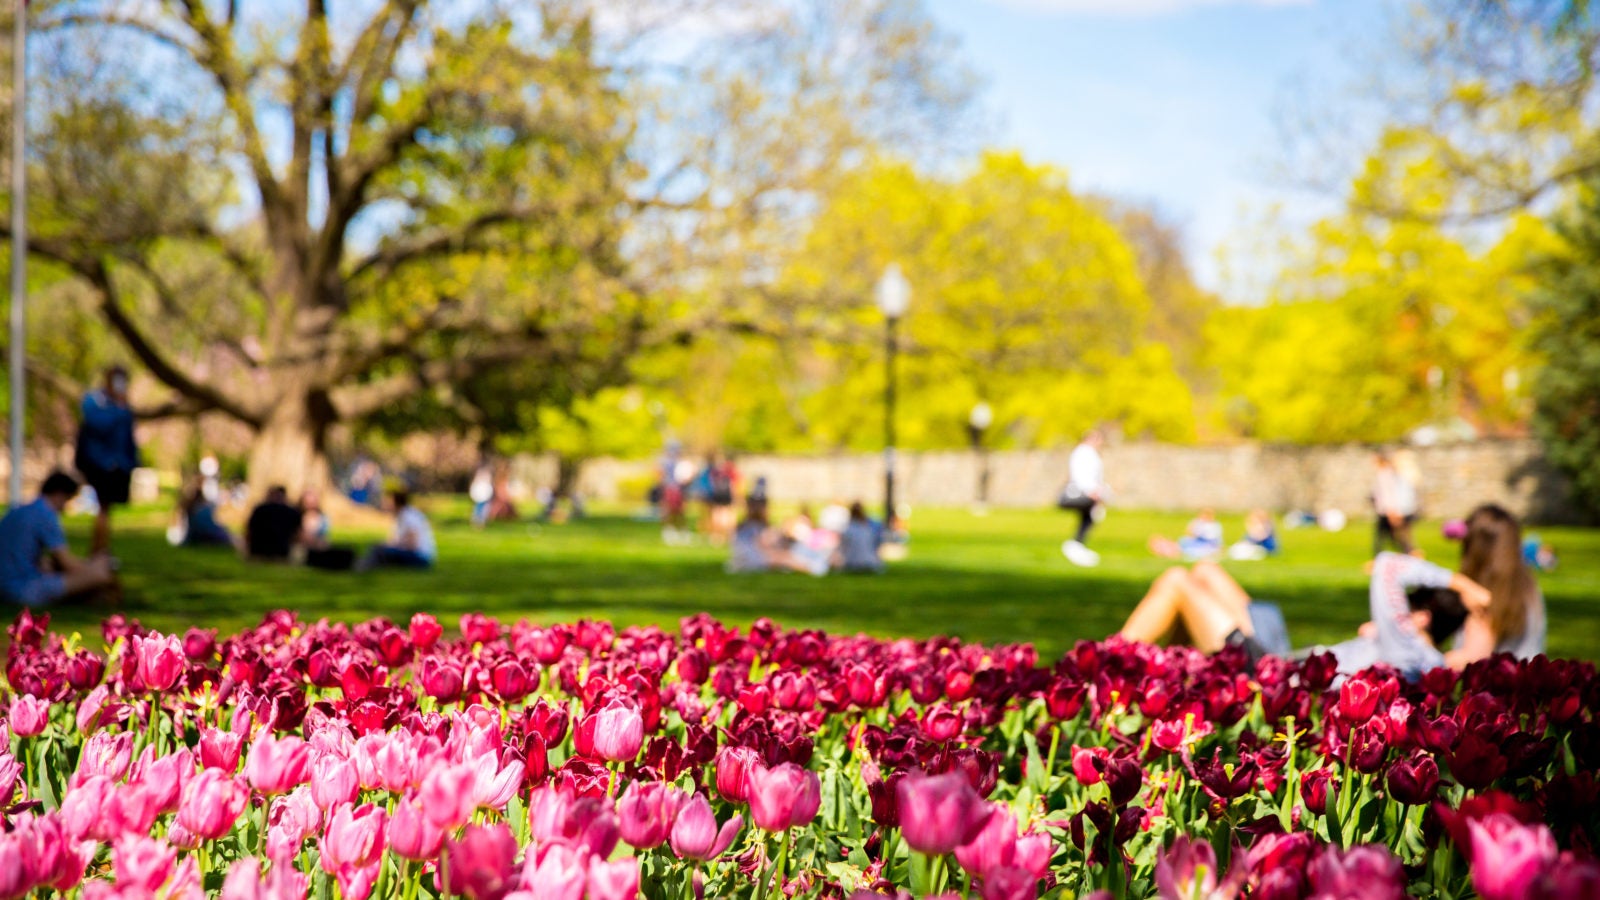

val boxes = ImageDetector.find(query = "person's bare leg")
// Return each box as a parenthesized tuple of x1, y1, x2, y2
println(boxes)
(1179, 563, 1255, 653)
(1148, 536, 1181, 559)
(1190, 561, 1253, 623)
(91, 510, 111, 556)
(1120, 567, 1193, 643)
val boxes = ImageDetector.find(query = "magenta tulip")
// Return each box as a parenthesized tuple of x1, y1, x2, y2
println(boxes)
(618, 781, 686, 850)
(748, 762, 823, 833)
(669, 793, 743, 861)
(199, 728, 245, 772)
(420, 763, 478, 829)
(9, 696, 49, 737)
(112, 835, 176, 893)
(587, 856, 641, 900)
(442, 823, 519, 900)
(897, 770, 994, 856)
(1468, 813, 1559, 900)
(311, 754, 359, 811)
(1155, 836, 1247, 900)
(520, 842, 588, 900)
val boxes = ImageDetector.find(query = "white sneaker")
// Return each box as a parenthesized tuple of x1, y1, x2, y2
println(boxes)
(1062, 540, 1100, 567)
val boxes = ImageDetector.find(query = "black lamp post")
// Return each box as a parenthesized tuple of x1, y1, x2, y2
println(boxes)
(876, 264, 910, 523)
(968, 401, 993, 509)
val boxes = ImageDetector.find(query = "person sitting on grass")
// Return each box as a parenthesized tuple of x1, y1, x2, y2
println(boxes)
(727, 498, 826, 576)
(245, 485, 303, 562)
(358, 488, 436, 571)
(834, 501, 884, 574)
(1227, 508, 1280, 561)
(0, 471, 116, 608)
(1118, 555, 1483, 679)
(176, 477, 236, 549)
(1148, 509, 1224, 560)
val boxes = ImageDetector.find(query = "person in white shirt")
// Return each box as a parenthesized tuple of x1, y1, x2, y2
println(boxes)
(359, 488, 437, 571)
(1059, 429, 1107, 567)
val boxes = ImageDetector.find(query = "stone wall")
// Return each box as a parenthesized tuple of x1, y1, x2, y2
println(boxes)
(555, 439, 1577, 523)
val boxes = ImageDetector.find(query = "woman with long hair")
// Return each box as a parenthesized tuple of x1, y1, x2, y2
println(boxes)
(1445, 504, 1547, 666)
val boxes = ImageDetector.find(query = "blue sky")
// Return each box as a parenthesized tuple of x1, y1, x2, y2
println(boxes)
(922, 0, 1397, 295)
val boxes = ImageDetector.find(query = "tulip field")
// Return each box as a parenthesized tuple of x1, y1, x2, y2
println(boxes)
(2, 608, 1597, 900)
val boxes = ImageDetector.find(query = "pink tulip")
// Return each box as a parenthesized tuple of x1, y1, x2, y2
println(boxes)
(618, 781, 686, 850)
(310, 755, 359, 811)
(520, 843, 588, 900)
(0, 829, 32, 899)
(669, 793, 744, 861)
(1156, 836, 1247, 900)
(134, 633, 186, 692)
(526, 785, 620, 857)
(589, 702, 644, 762)
(103, 782, 162, 838)
(60, 775, 115, 841)
(266, 787, 320, 862)
(980, 866, 1040, 900)
(0, 750, 20, 804)
(748, 763, 822, 832)
(246, 733, 311, 796)
(442, 824, 519, 900)
(9, 696, 49, 737)
(221, 856, 310, 900)
(336, 861, 382, 900)
(390, 798, 446, 861)
(320, 803, 388, 873)
(468, 752, 525, 811)
(74, 730, 133, 784)
(177, 768, 249, 841)
(420, 763, 479, 829)
(587, 856, 640, 900)
(897, 771, 994, 856)
(1303, 844, 1404, 900)
(136, 749, 192, 815)
(955, 807, 1051, 880)
(112, 835, 175, 893)
(199, 728, 245, 772)
(1468, 814, 1559, 900)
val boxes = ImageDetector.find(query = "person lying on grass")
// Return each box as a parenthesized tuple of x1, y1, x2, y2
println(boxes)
(1118, 555, 1483, 679)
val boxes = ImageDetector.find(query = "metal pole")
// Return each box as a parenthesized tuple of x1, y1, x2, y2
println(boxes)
(8, 0, 25, 508)
(884, 314, 897, 523)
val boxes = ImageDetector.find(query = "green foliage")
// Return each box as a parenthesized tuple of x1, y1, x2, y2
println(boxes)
(1531, 181, 1600, 520)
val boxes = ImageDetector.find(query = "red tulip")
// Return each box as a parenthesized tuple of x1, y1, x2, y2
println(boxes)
(896, 770, 994, 855)
(921, 703, 963, 742)
(409, 612, 443, 649)
(199, 728, 245, 772)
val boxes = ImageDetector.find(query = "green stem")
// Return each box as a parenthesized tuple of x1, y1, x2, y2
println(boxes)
(772, 829, 792, 897)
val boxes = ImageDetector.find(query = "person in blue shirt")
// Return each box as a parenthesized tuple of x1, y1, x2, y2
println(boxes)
(75, 366, 140, 555)
(0, 471, 116, 607)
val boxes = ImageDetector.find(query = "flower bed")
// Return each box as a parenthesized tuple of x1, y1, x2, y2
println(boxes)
(2, 609, 1597, 899)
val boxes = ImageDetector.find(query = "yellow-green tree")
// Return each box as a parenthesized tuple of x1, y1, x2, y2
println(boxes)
(661, 152, 1196, 452)
(1210, 136, 1553, 443)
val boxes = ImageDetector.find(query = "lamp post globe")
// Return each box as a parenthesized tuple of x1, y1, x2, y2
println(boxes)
(876, 263, 911, 319)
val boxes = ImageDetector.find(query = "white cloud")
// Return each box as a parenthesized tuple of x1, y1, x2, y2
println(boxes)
(988, 0, 1311, 16)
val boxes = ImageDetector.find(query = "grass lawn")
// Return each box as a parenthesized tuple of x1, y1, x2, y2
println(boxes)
(25, 503, 1600, 663)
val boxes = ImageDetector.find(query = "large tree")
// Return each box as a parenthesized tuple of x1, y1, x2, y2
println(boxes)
(5, 0, 971, 493)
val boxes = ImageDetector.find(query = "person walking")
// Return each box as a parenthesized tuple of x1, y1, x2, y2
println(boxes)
(1059, 429, 1107, 567)
(75, 366, 140, 556)
(1372, 452, 1420, 556)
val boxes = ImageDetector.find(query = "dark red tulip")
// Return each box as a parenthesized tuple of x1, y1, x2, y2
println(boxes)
(491, 660, 531, 702)
(1386, 753, 1440, 805)
(1448, 732, 1509, 791)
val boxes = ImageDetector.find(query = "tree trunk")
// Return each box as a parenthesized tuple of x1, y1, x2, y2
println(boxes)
(246, 390, 337, 500)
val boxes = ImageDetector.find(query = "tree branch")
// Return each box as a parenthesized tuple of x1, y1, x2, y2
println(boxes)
(344, 204, 543, 282)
